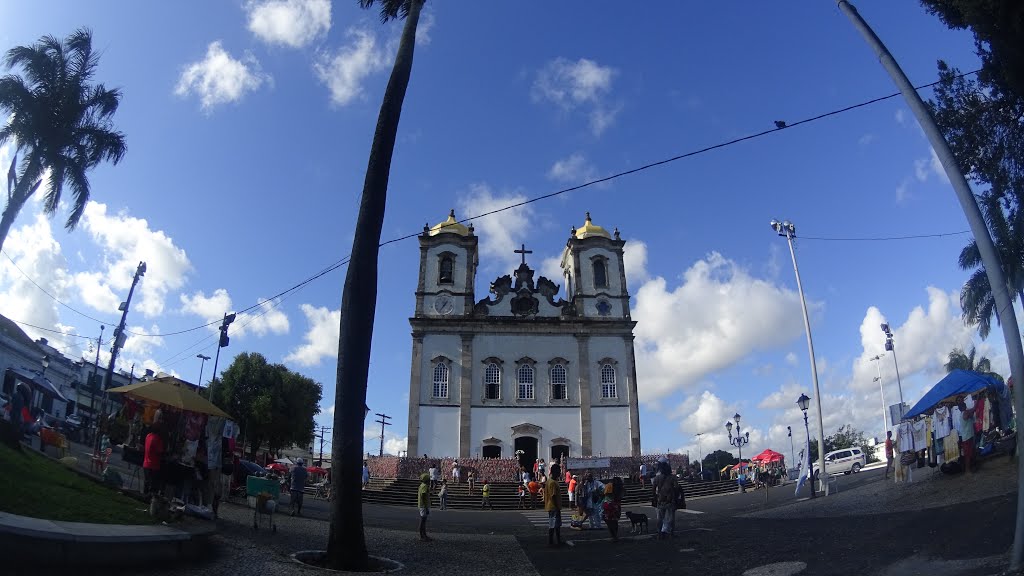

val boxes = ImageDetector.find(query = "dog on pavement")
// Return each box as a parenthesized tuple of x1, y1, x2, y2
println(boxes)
(624, 511, 648, 534)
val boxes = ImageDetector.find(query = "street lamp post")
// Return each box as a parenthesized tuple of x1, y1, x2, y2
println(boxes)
(725, 413, 750, 493)
(695, 432, 705, 474)
(797, 393, 816, 499)
(869, 353, 889, 435)
(96, 261, 146, 453)
(880, 324, 905, 413)
(771, 219, 828, 495)
(787, 425, 795, 479)
(196, 354, 211, 388)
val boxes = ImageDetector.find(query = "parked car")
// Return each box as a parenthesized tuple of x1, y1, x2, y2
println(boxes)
(813, 448, 867, 477)
(238, 460, 267, 478)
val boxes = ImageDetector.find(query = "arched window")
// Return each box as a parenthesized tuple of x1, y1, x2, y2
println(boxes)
(485, 363, 501, 400)
(600, 363, 617, 398)
(551, 364, 567, 400)
(594, 259, 607, 288)
(518, 364, 535, 399)
(432, 362, 449, 398)
(439, 256, 454, 284)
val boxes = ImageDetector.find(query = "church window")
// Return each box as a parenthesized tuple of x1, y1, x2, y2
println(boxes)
(517, 364, 535, 400)
(439, 256, 454, 284)
(551, 364, 567, 400)
(432, 362, 449, 398)
(593, 259, 607, 288)
(485, 363, 501, 400)
(600, 363, 617, 398)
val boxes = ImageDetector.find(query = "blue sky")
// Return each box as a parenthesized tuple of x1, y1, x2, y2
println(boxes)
(0, 1, 1001, 462)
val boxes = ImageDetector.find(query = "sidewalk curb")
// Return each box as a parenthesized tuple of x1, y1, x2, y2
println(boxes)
(0, 511, 215, 568)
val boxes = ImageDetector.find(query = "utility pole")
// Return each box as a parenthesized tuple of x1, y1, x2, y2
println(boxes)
(374, 413, 391, 457)
(316, 425, 332, 465)
(196, 354, 211, 388)
(87, 325, 104, 439)
(96, 261, 146, 452)
(695, 432, 705, 473)
(208, 313, 236, 402)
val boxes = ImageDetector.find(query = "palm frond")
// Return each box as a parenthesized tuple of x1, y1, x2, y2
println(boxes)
(63, 157, 89, 230)
(359, 0, 416, 23)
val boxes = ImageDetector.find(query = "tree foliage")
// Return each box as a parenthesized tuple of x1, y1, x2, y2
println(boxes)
(921, 0, 1024, 100)
(0, 28, 126, 255)
(944, 345, 1004, 383)
(701, 449, 738, 475)
(212, 352, 322, 460)
(824, 425, 877, 464)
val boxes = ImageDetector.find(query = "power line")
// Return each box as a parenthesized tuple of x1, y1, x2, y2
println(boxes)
(801, 230, 972, 242)
(1, 69, 980, 342)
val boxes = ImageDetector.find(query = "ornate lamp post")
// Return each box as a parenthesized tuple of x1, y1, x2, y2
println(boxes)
(797, 393, 815, 499)
(725, 413, 750, 493)
(880, 324, 905, 413)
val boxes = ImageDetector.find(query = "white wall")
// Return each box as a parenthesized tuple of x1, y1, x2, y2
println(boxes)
(419, 334, 463, 404)
(424, 243, 470, 294)
(418, 406, 461, 457)
(472, 334, 580, 406)
(469, 406, 581, 458)
(587, 336, 630, 403)
(590, 406, 631, 456)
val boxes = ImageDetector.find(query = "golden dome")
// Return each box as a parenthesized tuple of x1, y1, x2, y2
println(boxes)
(574, 212, 611, 239)
(429, 209, 471, 236)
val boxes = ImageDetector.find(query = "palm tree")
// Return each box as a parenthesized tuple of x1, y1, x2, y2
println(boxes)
(327, 0, 424, 571)
(0, 28, 126, 255)
(944, 346, 992, 373)
(958, 191, 1024, 339)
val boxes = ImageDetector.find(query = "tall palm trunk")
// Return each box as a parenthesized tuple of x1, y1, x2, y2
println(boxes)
(0, 156, 41, 255)
(326, 0, 423, 570)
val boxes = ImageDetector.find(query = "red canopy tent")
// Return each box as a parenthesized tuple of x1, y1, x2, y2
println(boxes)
(751, 449, 785, 463)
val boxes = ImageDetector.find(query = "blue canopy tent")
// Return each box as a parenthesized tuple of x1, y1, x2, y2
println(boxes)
(903, 369, 1008, 421)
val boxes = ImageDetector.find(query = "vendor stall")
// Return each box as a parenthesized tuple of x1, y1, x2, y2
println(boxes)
(107, 376, 235, 517)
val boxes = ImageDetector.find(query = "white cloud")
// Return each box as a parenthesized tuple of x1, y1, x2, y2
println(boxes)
(175, 41, 269, 111)
(896, 178, 911, 203)
(622, 239, 648, 285)
(384, 434, 408, 456)
(547, 153, 597, 183)
(532, 57, 619, 136)
(895, 109, 906, 124)
(247, 0, 331, 48)
(313, 28, 387, 106)
(632, 252, 815, 404)
(785, 352, 798, 366)
(121, 323, 165, 359)
(180, 289, 289, 338)
(328, 404, 335, 415)
(929, 147, 949, 183)
(858, 133, 875, 146)
(79, 202, 191, 318)
(0, 214, 71, 343)
(914, 158, 930, 182)
(285, 304, 339, 366)
(458, 184, 533, 273)
(416, 12, 435, 46)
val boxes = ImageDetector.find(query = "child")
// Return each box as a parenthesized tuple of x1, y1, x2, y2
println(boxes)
(602, 479, 622, 541)
(517, 484, 526, 509)
(481, 480, 492, 509)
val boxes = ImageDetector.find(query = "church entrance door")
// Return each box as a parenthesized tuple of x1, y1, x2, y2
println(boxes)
(514, 436, 538, 472)
(482, 445, 501, 459)
(551, 444, 569, 462)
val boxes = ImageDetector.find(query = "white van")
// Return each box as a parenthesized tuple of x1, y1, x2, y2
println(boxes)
(813, 448, 867, 477)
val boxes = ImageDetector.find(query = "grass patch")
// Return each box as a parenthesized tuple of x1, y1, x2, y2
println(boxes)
(0, 442, 153, 524)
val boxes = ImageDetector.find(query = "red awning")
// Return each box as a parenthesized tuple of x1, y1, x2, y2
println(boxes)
(751, 449, 785, 463)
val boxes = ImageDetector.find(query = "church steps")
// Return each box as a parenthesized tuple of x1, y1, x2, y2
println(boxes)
(358, 478, 752, 510)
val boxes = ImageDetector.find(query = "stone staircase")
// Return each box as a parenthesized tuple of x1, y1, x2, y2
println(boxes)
(360, 477, 752, 510)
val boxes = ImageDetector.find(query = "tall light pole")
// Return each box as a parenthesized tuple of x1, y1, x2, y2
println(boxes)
(837, 2, 1024, 565)
(695, 432, 705, 473)
(771, 219, 827, 495)
(725, 413, 750, 493)
(797, 393, 815, 499)
(196, 354, 211, 388)
(208, 313, 236, 402)
(869, 353, 889, 434)
(88, 325, 104, 440)
(880, 324, 905, 411)
(97, 261, 146, 452)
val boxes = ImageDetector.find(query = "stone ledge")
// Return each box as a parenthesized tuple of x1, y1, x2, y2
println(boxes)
(0, 511, 214, 568)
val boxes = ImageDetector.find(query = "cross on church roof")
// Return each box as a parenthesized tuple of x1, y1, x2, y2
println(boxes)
(514, 243, 533, 266)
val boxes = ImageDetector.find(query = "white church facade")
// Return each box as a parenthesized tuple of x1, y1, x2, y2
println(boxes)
(406, 211, 642, 465)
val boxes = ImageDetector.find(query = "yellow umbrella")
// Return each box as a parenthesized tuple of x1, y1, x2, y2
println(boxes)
(108, 376, 232, 419)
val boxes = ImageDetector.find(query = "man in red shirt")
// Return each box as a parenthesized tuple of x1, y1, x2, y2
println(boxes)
(884, 430, 894, 479)
(143, 411, 166, 497)
(528, 479, 540, 509)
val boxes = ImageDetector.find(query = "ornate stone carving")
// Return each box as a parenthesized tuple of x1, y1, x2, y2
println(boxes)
(511, 422, 542, 437)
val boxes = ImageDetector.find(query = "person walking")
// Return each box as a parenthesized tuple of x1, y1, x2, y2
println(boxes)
(452, 462, 460, 484)
(143, 413, 166, 499)
(467, 469, 475, 495)
(362, 460, 371, 489)
(429, 464, 438, 489)
(884, 430, 895, 479)
(528, 478, 540, 509)
(567, 474, 578, 510)
(438, 479, 448, 510)
(517, 484, 526, 509)
(417, 473, 431, 541)
(544, 464, 563, 547)
(601, 480, 622, 541)
(290, 458, 308, 517)
(588, 474, 604, 529)
(639, 462, 648, 486)
(654, 458, 676, 539)
(480, 480, 492, 510)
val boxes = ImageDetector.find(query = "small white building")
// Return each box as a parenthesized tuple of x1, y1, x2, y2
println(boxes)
(406, 212, 642, 466)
